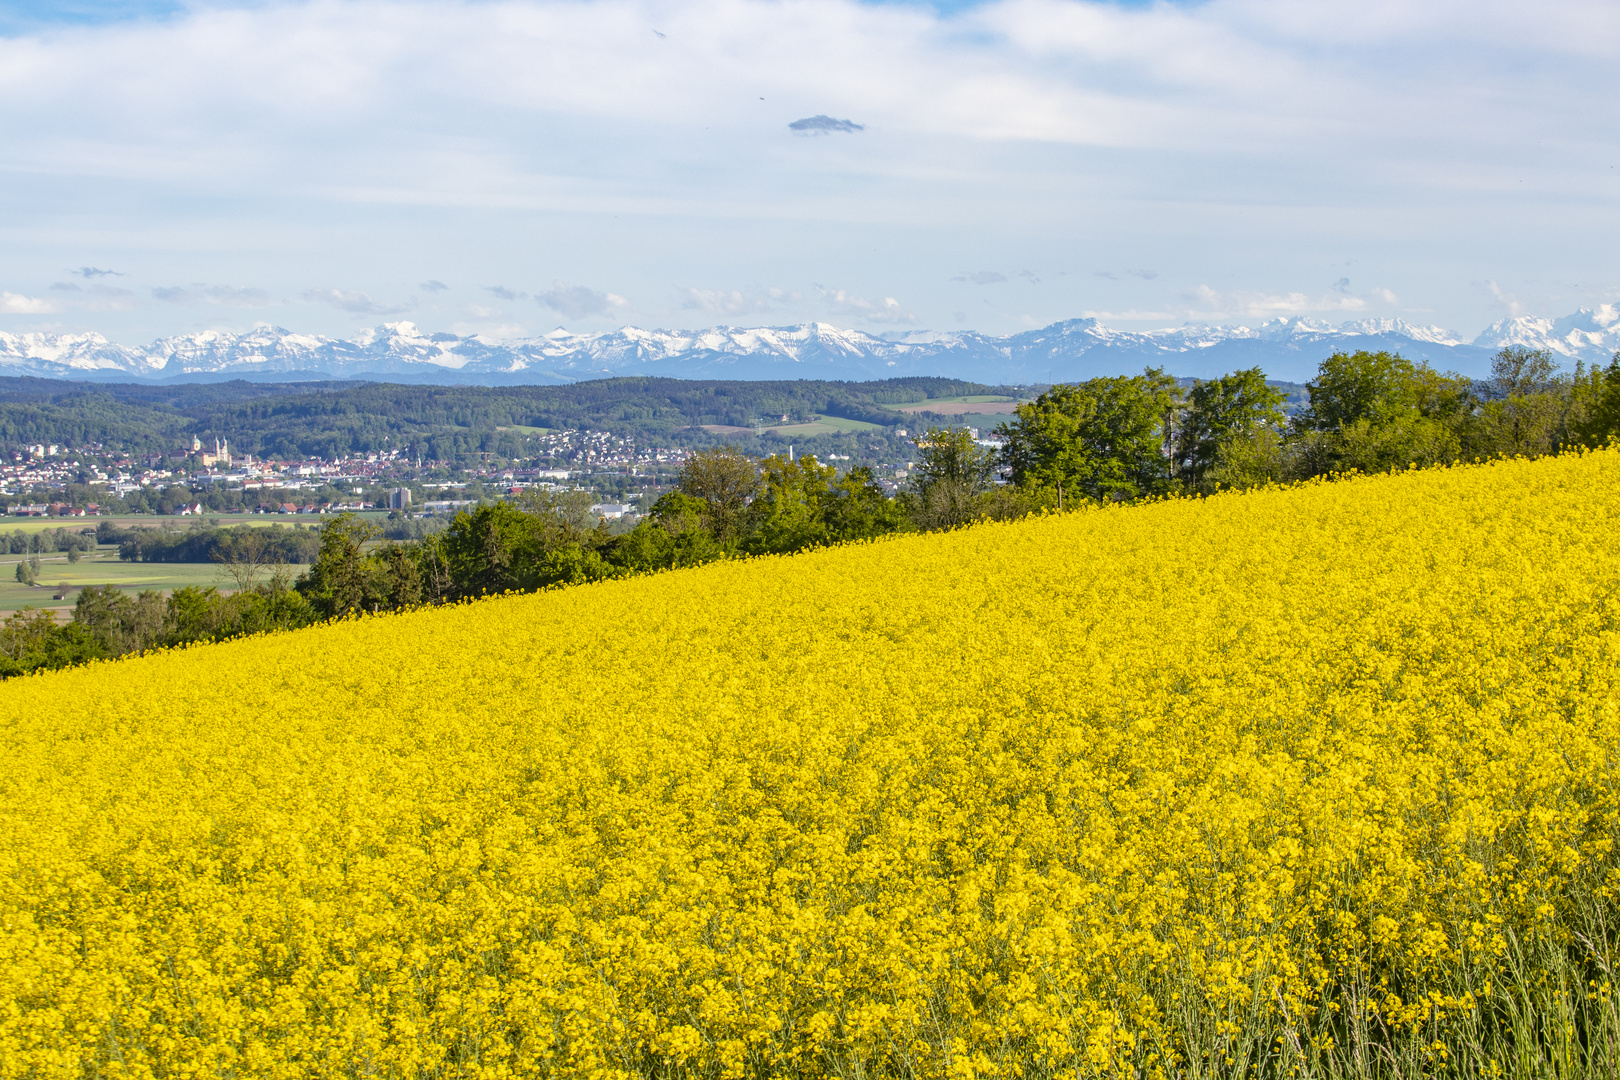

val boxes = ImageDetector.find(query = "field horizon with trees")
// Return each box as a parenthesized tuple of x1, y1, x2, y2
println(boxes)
(3, 345, 1617, 678)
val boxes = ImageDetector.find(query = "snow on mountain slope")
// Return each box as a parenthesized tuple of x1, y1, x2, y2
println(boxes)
(1473, 307, 1620, 361)
(0, 330, 162, 374)
(0, 312, 1608, 386)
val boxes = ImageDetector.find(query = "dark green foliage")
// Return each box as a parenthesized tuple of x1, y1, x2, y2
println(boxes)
(296, 514, 385, 618)
(904, 426, 998, 531)
(604, 494, 726, 573)
(672, 445, 762, 543)
(5, 528, 95, 555)
(0, 580, 318, 680)
(98, 521, 320, 564)
(162, 585, 316, 647)
(996, 369, 1181, 503)
(1175, 368, 1287, 489)
(0, 375, 1007, 461)
(1288, 350, 1471, 474)
(1572, 355, 1620, 447)
(0, 609, 106, 678)
(740, 456, 907, 554)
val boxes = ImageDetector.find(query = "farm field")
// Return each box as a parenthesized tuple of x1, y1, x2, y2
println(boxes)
(893, 399, 1023, 415)
(0, 549, 311, 617)
(2, 450, 1619, 1076)
(0, 513, 372, 534)
(700, 414, 889, 437)
(803, 413, 889, 433)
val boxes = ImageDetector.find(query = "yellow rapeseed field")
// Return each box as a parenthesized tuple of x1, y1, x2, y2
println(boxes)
(3, 451, 1619, 1079)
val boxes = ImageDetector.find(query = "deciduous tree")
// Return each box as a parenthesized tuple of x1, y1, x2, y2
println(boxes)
(997, 369, 1180, 503)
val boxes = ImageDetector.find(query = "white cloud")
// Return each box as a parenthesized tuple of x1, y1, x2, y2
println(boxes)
(1185, 285, 1372, 320)
(0, 292, 60, 314)
(1079, 308, 1179, 322)
(818, 287, 916, 325)
(301, 287, 411, 315)
(681, 287, 775, 316)
(0, 0, 1613, 339)
(451, 321, 528, 340)
(537, 282, 628, 319)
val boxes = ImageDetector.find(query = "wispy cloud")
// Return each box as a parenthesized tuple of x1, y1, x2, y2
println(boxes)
(953, 271, 1007, 285)
(39, 283, 132, 310)
(153, 284, 271, 307)
(1479, 279, 1525, 317)
(681, 287, 776, 316)
(484, 285, 525, 300)
(419, 280, 449, 292)
(818, 286, 915, 326)
(536, 282, 628, 319)
(1184, 285, 1370, 320)
(70, 267, 123, 278)
(300, 287, 411, 315)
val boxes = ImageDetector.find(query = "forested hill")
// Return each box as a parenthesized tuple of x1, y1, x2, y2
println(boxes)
(0, 375, 1012, 459)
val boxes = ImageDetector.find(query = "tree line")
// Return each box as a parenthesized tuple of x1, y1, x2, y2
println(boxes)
(0, 374, 1001, 460)
(96, 521, 322, 565)
(4, 346, 1616, 678)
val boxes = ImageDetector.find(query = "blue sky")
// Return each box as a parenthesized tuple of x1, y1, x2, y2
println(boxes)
(1, 0, 1615, 344)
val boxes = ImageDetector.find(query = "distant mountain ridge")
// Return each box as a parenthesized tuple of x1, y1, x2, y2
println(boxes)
(2, 308, 1615, 386)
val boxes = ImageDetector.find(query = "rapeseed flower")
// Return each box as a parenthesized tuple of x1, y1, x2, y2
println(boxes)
(2, 450, 1618, 1077)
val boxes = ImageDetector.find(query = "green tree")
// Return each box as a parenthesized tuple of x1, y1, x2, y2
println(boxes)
(607, 493, 725, 573)
(822, 465, 909, 543)
(1571, 354, 1620, 447)
(515, 487, 603, 551)
(1206, 426, 1291, 491)
(298, 513, 384, 618)
(379, 545, 423, 611)
(905, 426, 997, 531)
(997, 369, 1181, 503)
(0, 607, 104, 678)
(1467, 346, 1571, 459)
(742, 455, 908, 553)
(437, 502, 541, 599)
(677, 445, 761, 543)
(1293, 351, 1471, 475)
(71, 585, 170, 656)
(1175, 368, 1287, 490)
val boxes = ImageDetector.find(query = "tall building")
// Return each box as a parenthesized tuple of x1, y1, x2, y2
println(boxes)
(389, 487, 412, 510)
(193, 437, 231, 469)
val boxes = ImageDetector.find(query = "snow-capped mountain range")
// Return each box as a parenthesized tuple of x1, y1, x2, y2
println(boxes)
(2, 308, 1616, 386)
